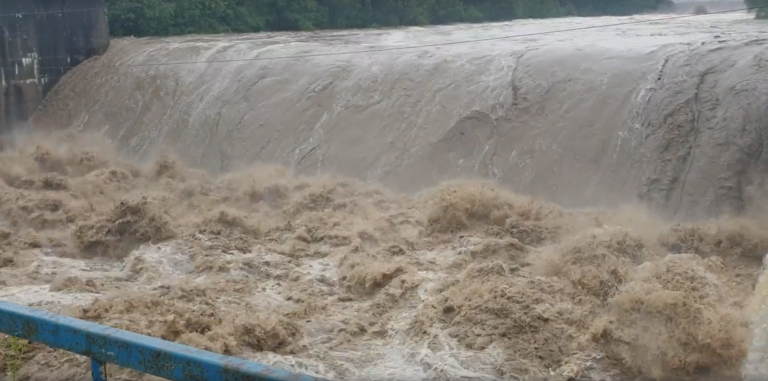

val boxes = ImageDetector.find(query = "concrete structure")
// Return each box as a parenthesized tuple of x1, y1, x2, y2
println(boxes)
(0, 0, 109, 133)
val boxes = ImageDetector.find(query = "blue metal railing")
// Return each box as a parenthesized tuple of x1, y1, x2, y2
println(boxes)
(0, 301, 330, 381)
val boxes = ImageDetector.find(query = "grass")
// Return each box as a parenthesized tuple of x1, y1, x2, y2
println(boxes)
(2, 335, 29, 381)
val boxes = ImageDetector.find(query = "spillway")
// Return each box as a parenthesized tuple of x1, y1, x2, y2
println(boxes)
(33, 10, 768, 220)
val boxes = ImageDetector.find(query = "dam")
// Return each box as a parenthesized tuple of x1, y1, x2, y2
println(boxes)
(0, 1, 767, 381)
(31, 6, 768, 221)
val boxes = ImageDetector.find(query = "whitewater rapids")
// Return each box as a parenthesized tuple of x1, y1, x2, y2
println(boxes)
(35, 9, 768, 220)
(0, 5, 766, 381)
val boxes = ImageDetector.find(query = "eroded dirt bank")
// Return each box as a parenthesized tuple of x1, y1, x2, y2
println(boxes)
(33, 11, 768, 220)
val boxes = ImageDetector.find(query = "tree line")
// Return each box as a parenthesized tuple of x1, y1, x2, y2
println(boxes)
(106, 0, 672, 37)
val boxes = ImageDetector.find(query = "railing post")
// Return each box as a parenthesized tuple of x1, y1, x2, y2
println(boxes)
(0, 301, 330, 381)
(91, 358, 106, 381)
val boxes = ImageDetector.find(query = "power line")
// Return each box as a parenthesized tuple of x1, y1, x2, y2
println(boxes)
(0, 4, 761, 116)
(0, 4, 141, 17)
(0, 7, 104, 17)
(111, 5, 768, 68)
(0, 4, 765, 71)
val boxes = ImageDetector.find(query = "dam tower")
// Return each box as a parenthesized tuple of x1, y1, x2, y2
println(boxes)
(0, 0, 109, 133)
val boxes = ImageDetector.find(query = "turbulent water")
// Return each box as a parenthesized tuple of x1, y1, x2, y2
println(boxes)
(1, 5, 768, 381)
(36, 9, 768, 220)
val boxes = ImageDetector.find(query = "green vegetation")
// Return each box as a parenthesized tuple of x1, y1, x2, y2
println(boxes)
(745, 0, 768, 19)
(106, 0, 665, 37)
(2, 335, 29, 381)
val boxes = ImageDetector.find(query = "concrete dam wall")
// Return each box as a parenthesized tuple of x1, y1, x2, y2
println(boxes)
(32, 10, 768, 220)
(0, 0, 109, 133)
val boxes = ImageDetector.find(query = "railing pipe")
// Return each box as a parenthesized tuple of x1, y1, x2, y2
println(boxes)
(0, 301, 329, 381)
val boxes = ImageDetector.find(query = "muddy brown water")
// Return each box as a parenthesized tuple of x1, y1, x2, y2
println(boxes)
(34, 7, 768, 221)
(1, 5, 767, 381)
